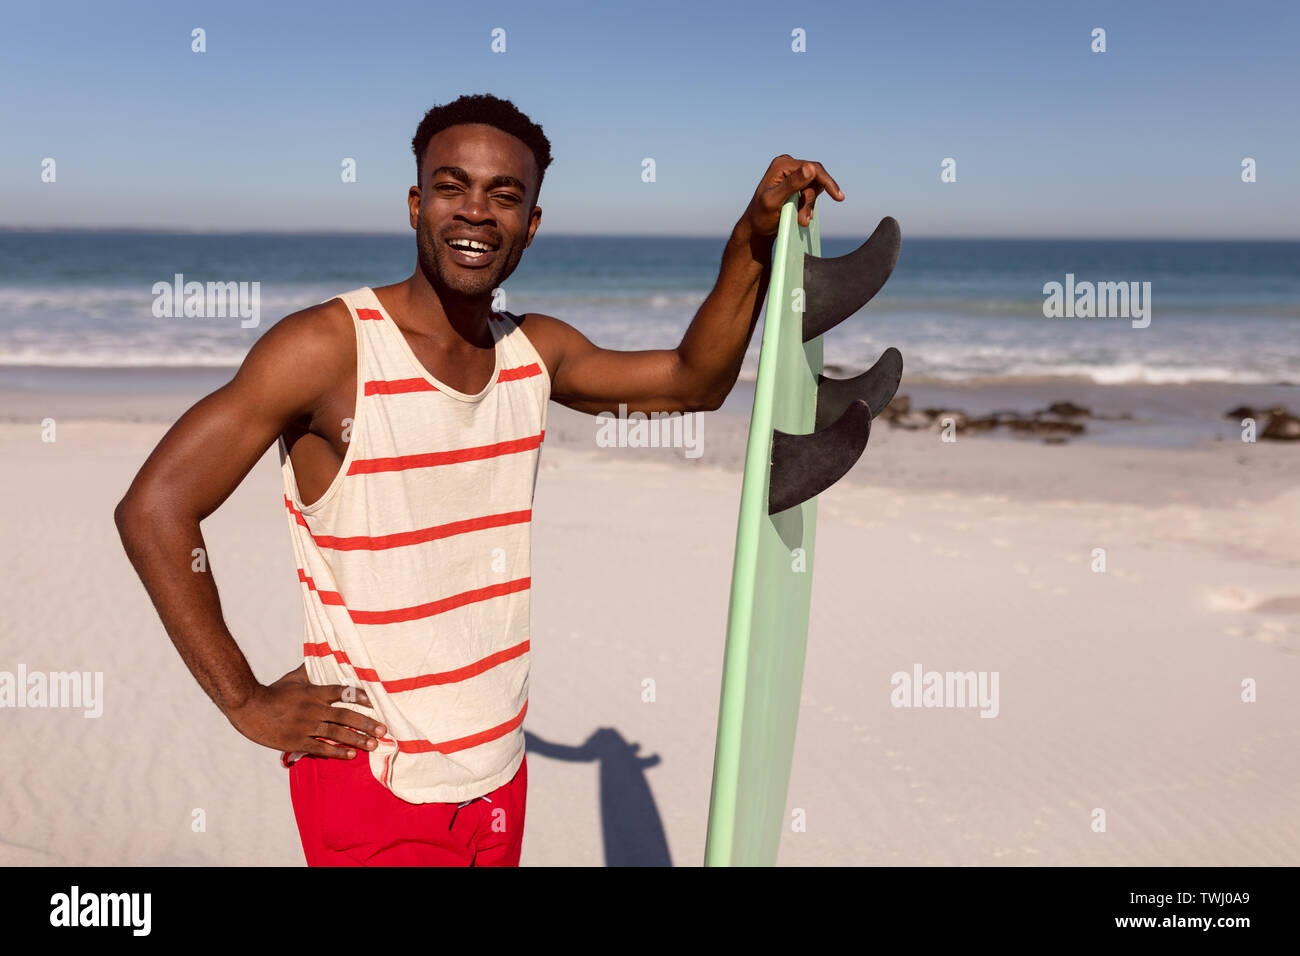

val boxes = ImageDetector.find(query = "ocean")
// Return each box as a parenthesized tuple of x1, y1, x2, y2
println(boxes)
(0, 230, 1296, 387)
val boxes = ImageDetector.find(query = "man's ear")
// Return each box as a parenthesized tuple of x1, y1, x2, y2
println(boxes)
(524, 204, 542, 246)
(408, 185, 421, 229)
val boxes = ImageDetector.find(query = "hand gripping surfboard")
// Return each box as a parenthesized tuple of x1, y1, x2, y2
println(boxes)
(704, 195, 902, 866)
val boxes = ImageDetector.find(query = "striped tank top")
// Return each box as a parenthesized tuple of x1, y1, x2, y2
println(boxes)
(277, 286, 549, 804)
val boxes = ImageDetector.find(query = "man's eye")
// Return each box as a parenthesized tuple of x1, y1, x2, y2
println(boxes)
(436, 185, 516, 203)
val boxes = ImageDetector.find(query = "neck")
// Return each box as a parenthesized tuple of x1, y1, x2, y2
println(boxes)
(395, 271, 494, 349)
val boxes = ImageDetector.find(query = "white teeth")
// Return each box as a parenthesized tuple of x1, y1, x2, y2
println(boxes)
(449, 239, 493, 252)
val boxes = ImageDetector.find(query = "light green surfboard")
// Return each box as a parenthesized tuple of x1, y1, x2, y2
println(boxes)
(704, 194, 902, 866)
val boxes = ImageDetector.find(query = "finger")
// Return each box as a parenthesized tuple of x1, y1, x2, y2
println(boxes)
(312, 719, 382, 752)
(765, 153, 795, 179)
(322, 704, 387, 741)
(785, 163, 820, 223)
(789, 161, 817, 186)
(805, 165, 846, 224)
(810, 162, 844, 200)
(766, 162, 815, 215)
(794, 160, 842, 200)
(797, 163, 845, 223)
(304, 734, 360, 760)
(800, 184, 819, 226)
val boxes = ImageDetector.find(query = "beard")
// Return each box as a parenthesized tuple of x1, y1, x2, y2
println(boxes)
(415, 214, 523, 302)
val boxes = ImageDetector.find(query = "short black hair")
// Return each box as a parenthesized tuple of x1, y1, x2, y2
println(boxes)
(411, 93, 553, 207)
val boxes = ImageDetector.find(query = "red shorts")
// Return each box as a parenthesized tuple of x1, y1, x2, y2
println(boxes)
(288, 751, 527, 866)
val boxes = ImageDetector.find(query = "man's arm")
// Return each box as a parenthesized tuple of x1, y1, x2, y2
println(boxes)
(536, 157, 844, 416)
(113, 300, 386, 759)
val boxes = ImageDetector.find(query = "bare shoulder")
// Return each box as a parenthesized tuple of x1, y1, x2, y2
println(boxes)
(505, 311, 585, 377)
(508, 310, 572, 338)
(228, 296, 355, 420)
(249, 296, 352, 365)
(239, 297, 352, 377)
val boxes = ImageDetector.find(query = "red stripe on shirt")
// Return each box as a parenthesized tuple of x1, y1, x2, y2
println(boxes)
(348, 433, 543, 475)
(296, 571, 528, 624)
(284, 497, 531, 551)
(285, 496, 310, 528)
(302, 639, 530, 691)
(356, 306, 516, 329)
(497, 363, 541, 382)
(386, 640, 530, 691)
(297, 568, 346, 606)
(392, 700, 529, 754)
(363, 363, 539, 395)
(349, 577, 531, 625)
(365, 378, 436, 395)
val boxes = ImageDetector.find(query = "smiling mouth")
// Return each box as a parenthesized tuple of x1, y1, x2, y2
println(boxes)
(444, 237, 500, 264)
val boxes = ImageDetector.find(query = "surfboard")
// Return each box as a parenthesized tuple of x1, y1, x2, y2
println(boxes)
(704, 194, 902, 866)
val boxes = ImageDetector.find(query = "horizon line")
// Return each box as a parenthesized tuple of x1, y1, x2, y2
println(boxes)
(2, 225, 1298, 243)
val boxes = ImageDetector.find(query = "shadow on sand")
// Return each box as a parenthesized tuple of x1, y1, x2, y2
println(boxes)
(525, 728, 671, 866)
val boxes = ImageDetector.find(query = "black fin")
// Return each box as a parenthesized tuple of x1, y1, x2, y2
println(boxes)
(815, 347, 904, 431)
(802, 216, 901, 342)
(768, 399, 873, 515)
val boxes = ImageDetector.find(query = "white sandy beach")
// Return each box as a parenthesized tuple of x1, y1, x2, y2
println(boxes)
(1, 390, 1297, 866)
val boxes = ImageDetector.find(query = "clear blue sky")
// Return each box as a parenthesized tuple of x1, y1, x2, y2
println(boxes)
(3, 0, 1297, 237)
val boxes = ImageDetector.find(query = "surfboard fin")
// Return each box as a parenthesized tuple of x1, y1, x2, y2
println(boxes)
(769, 399, 873, 515)
(814, 347, 904, 431)
(801, 216, 901, 342)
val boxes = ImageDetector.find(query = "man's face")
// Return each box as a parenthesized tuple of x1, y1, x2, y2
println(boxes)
(410, 123, 541, 300)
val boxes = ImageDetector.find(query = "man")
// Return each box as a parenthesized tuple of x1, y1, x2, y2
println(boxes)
(114, 92, 843, 866)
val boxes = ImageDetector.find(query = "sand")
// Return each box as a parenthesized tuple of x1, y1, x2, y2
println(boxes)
(0, 391, 1297, 866)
